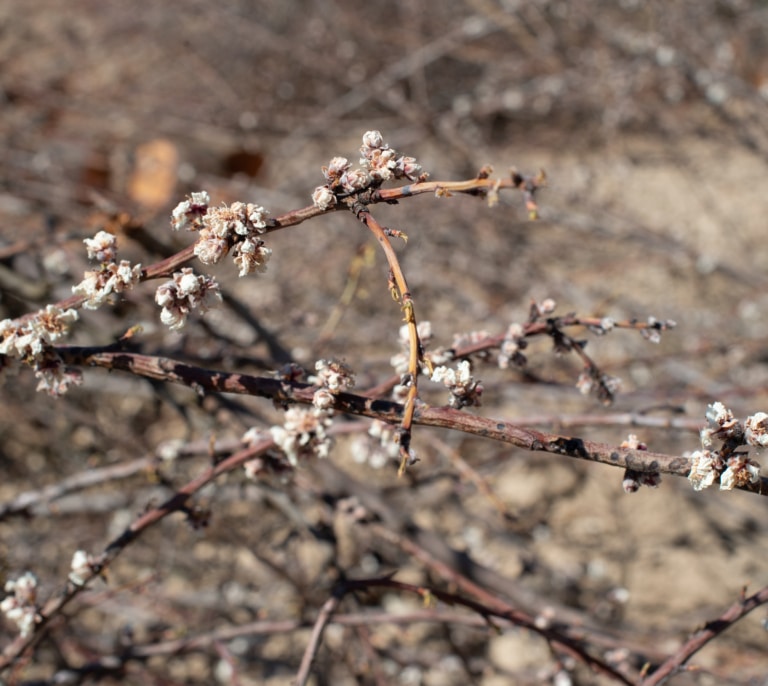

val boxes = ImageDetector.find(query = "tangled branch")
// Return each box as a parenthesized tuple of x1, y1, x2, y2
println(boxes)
(1, 131, 765, 684)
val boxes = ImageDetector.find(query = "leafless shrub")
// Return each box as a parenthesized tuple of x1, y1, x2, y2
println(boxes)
(1, 129, 766, 685)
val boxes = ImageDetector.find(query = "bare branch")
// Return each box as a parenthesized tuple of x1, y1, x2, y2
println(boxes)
(56, 347, 768, 496)
(640, 585, 768, 686)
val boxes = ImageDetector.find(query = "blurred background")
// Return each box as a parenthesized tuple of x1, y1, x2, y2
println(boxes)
(2, 1, 768, 684)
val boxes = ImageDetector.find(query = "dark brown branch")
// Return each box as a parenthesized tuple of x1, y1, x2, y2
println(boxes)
(56, 348, 768, 496)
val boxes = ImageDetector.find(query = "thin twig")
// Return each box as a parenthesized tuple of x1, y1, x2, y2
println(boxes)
(0, 438, 273, 670)
(341, 574, 633, 685)
(14, 170, 537, 323)
(639, 584, 768, 686)
(429, 435, 516, 520)
(294, 590, 344, 686)
(0, 438, 240, 522)
(347, 201, 428, 474)
(37, 608, 549, 683)
(372, 171, 544, 211)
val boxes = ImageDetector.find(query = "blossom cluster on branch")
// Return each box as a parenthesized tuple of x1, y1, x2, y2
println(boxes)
(0, 305, 82, 396)
(154, 267, 222, 331)
(312, 130, 426, 210)
(1, 573, 38, 638)
(171, 191, 272, 275)
(687, 402, 762, 491)
(72, 230, 142, 310)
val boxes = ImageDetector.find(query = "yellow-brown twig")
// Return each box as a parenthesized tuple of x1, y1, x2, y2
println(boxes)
(372, 169, 545, 219)
(346, 200, 430, 474)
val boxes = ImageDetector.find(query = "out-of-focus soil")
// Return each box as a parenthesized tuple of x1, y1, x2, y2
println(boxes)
(1, 2, 768, 684)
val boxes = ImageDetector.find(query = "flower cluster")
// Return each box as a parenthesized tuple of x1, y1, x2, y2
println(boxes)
(69, 550, 96, 586)
(687, 450, 721, 491)
(33, 348, 84, 396)
(622, 469, 662, 493)
(431, 359, 483, 409)
(0, 305, 78, 361)
(360, 130, 423, 184)
(711, 453, 760, 491)
(74, 261, 142, 309)
(170, 191, 211, 231)
(71, 229, 142, 309)
(241, 427, 271, 479)
(700, 401, 743, 447)
(687, 402, 762, 491)
(498, 322, 528, 369)
(640, 316, 677, 344)
(587, 317, 616, 336)
(621, 434, 647, 452)
(311, 358, 356, 410)
(270, 406, 333, 466)
(170, 192, 272, 275)
(1, 572, 39, 638)
(350, 420, 402, 469)
(83, 230, 118, 262)
(195, 201, 270, 270)
(154, 268, 222, 330)
(586, 314, 675, 342)
(313, 359, 355, 392)
(311, 130, 426, 210)
(530, 298, 557, 319)
(311, 185, 337, 211)
(575, 367, 621, 404)
(0, 305, 83, 396)
(745, 412, 768, 447)
(232, 235, 272, 277)
(72, 261, 142, 310)
(450, 329, 493, 363)
(619, 434, 662, 493)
